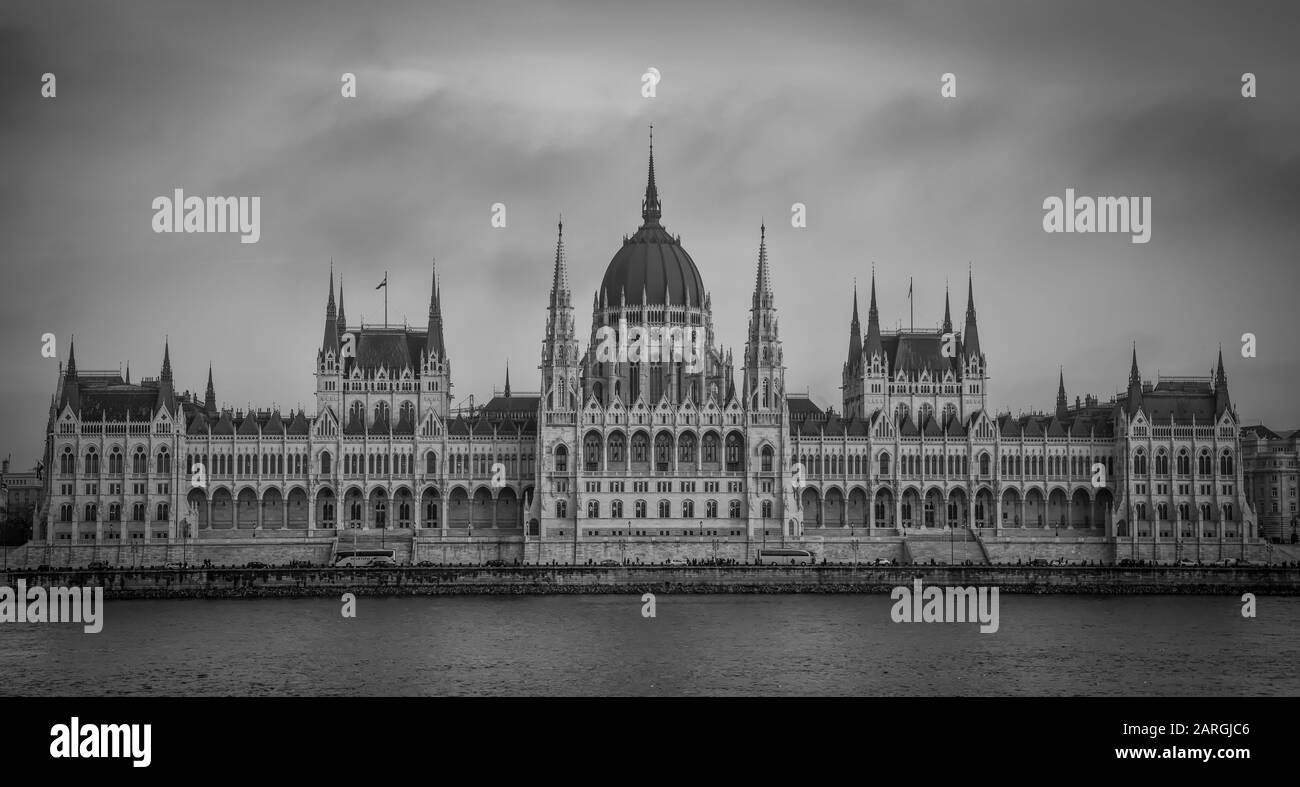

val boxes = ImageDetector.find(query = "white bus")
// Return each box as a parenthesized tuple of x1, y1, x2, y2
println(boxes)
(333, 549, 397, 567)
(757, 548, 814, 566)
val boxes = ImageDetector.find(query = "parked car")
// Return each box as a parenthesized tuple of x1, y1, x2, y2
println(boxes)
(416, 560, 436, 567)
(1118, 558, 1137, 566)
(87, 560, 110, 571)
(1213, 558, 1237, 567)
(245, 561, 268, 569)
(872, 558, 893, 566)
(1176, 558, 1196, 566)
(36, 564, 53, 571)
(163, 561, 184, 570)
(598, 559, 620, 566)
(666, 558, 688, 566)
(1051, 557, 1069, 566)
(485, 559, 507, 567)
(1236, 559, 1255, 567)
(368, 556, 397, 567)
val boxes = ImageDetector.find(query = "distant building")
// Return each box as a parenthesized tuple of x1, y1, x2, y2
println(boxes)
(1, 457, 43, 524)
(1241, 426, 1300, 543)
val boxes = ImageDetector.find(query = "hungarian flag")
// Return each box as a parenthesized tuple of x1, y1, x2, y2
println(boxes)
(376, 273, 387, 290)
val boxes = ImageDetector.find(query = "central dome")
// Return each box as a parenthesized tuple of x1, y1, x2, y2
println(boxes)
(598, 134, 706, 309)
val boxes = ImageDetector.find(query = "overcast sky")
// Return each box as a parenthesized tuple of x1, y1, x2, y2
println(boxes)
(2, 0, 1299, 465)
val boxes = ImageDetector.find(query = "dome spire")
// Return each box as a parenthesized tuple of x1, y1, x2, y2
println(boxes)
(641, 124, 662, 227)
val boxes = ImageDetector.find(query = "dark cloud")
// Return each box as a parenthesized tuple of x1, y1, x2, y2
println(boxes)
(2, 0, 1299, 460)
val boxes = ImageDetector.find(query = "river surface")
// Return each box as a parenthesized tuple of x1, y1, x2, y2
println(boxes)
(3, 595, 1296, 696)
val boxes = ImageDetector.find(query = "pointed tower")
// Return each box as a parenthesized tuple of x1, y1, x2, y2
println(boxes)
(337, 277, 347, 340)
(156, 339, 177, 417)
(841, 284, 864, 416)
(315, 268, 344, 420)
(859, 270, 888, 417)
(942, 284, 953, 334)
(1126, 343, 1144, 413)
(204, 364, 217, 414)
(642, 125, 662, 227)
(504, 362, 512, 398)
(542, 219, 580, 411)
(321, 265, 339, 357)
(59, 337, 81, 414)
(1214, 346, 1231, 417)
(744, 223, 784, 413)
(960, 271, 987, 412)
(421, 260, 452, 420)
(1056, 368, 1068, 421)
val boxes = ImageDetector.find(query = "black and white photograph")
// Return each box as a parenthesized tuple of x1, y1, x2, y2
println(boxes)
(1, 0, 1297, 774)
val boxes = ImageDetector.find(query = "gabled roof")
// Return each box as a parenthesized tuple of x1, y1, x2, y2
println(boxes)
(999, 414, 1021, 438)
(472, 418, 495, 436)
(212, 411, 236, 435)
(1046, 417, 1067, 438)
(236, 413, 260, 435)
(922, 414, 942, 437)
(898, 412, 919, 436)
(263, 410, 285, 435)
(287, 410, 311, 435)
(448, 416, 471, 436)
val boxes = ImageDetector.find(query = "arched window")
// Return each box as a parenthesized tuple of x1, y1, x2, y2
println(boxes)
(319, 451, 331, 475)
(705, 500, 718, 518)
(1176, 450, 1190, 475)
(555, 500, 567, 518)
(1219, 451, 1234, 476)
(132, 446, 147, 473)
(979, 453, 990, 476)
(702, 433, 719, 463)
(84, 503, 97, 521)
(631, 433, 648, 462)
(725, 433, 743, 471)
(554, 445, 568, 472)
(1133, 449, 1147, 475)
(609, 433, 626, 462)
(894, 402, 910, 423)
(1155, 450, 1168, 476)
(683, 499, 695, 518)
(584, 433, 602, 471)
(374, 401, 390, 425)
(156, 502, 169, 521)
(423, 451, 435, 474)
(879, 452, 891, 476)
(761, 500, 772, 518)
(658, 499, 670, 517)
(60, 446, 74, 475)
(611, 500, 623, 518)
(729, 500, 741, 518)
(1198, 450, 1211, 475)
(85, 446, 99, 474)
(587, 500, 600, 519)
(634, 500, 647, 518)
(654, 433, 671, 470)
(156, 446, 171, 474)
(761, 445, 774, 472)
(678, 433, 696, 464)
(108, 447, 123, 474)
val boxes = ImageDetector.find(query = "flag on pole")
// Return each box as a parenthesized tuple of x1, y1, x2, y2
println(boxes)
(375, 274, 387, 290)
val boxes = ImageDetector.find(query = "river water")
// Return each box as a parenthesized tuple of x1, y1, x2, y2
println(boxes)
(2, 595, 1296, 696)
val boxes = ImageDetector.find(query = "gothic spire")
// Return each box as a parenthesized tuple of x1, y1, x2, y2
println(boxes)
(846, 283, 862, 373)
(864, 268, 883, 360)
(156, 338, 177, 415)
(322, 264, 339, 354)
(205, 363, 216, 413)
(549, 218, 570, 307)
(1215, 345, 1231, 416)
(504, 362, 512, 398)
(942, 282, 953, 334)
(61, 336, 81, 413)
(962, 270, 981, 358)
(752, 221, 772, 304)
(337, 277, 347, 336)
(427, 259, 446, 362)
(641, 125, 662, 227)
(1056, 367, 1068, 420)
(1127, 343, 1144, 412)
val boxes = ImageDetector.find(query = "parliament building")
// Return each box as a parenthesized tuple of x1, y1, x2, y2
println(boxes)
(30, 136, 1263, 566)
